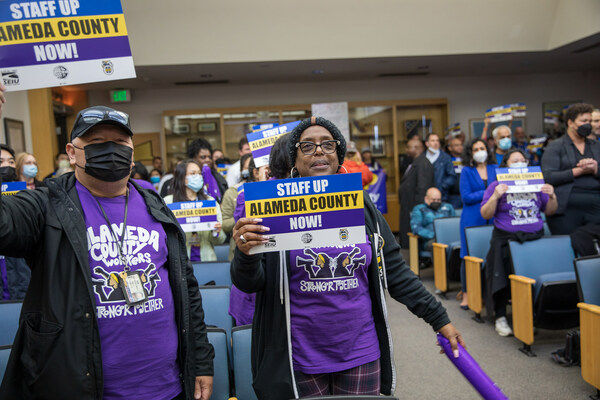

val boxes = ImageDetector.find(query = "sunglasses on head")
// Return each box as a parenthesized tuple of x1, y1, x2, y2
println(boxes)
(77, 109, 130, 127)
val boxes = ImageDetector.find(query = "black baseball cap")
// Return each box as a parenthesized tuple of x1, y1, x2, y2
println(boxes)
(70, 106, 133, 141)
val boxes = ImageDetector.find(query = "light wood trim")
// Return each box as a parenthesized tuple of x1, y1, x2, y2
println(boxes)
(509, 274, 535, 345)
(464, 256, 484, 314)
(27, 88, 58, 179)
(578, 303, 600, 390)
(392, 105, 399, 192)
(407, 232, 420, 276)
(578, 303, 600, 314)
(432, 242, 448, 292)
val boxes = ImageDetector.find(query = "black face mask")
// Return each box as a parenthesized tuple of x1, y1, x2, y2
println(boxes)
(576, 123, 592, 138)
(0, 166, 17, 182)
(429, 201, 442, 211)
(74, 141, 133, 182)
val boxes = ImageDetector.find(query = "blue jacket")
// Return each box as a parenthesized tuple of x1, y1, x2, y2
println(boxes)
(432, 152, 457, 202)
(410, 203, 456, 239)
(459, 164, 497, 258)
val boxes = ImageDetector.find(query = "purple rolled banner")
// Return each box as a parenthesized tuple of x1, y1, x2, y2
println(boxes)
(437, 333, 508, 400)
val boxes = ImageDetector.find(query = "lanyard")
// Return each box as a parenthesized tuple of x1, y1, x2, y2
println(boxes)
(94, 188, 130, 271)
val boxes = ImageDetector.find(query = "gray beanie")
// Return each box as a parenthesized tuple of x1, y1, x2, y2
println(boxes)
(288, 116, 347, 168)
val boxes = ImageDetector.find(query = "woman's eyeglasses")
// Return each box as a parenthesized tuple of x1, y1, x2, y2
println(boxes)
(296, 140, 340, 155)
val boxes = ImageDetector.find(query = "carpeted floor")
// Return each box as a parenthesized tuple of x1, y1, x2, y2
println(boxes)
(387, 255, 595, 399)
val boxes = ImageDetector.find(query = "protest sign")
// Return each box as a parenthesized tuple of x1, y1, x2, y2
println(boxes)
(544, 110, 560, 124)
(496, 166, 544, 193)
(216, 163, 230, 177)
(485, 105, 513, 123)
(244, 173, 366, 254)
(1, 181, 26, 195)
(247, 121, 300, 168)
(445, 123, 462, 138)
(511, 103, 526, 117)
(365, 169, 387, 214)
(0, 0, 136, 91)
(527, 136, 547, 153)
(167, 200, 218, 232)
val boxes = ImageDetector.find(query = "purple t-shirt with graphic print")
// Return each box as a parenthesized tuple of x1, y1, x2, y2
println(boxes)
(482, 181, 549, 233)
(76, 182, 181, 400)
(288, 237, 380, 374)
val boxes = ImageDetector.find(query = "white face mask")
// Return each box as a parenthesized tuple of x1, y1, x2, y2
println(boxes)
(473, 150, 488, 164)
(509, 162, 528, 169)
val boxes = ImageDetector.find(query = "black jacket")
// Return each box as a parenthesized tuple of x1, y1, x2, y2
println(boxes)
(0, 173, 214, 399)
(399, 153, 434, 247)
(231, 194, 450, 400)
(541, 134, 600, 215)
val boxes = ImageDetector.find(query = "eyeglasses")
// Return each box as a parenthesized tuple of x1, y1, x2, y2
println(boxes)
(296, 140, 340, 155)
(77, 109, 130, 127)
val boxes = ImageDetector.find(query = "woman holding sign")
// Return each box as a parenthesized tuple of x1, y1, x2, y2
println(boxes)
(164, 160, 225, 262)
(232, 116, 464, 399)
(480, 148, 557, 336)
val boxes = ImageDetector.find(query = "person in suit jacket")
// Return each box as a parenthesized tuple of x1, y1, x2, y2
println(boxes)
(458, 138, 497, 308)
(399, 139, 434, 248)
(542, 103, 600, 235)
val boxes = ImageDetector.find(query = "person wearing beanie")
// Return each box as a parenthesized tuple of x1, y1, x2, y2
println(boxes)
(231, 116, 464, 399)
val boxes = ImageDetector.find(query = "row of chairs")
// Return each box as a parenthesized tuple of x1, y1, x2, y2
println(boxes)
(409, 216, 600, 396)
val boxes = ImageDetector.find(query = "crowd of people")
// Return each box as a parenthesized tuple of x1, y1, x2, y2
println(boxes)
(1, 80, 599, 398)
(404, 103, 600, 336)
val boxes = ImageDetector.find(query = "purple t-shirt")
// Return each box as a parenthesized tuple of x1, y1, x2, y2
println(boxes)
(76, 182, 181, 400)
(0, 256, 9, 300)
(288, 237, 380, 374)
(228, 284, 255, 326)
(482, 181, 549, 233)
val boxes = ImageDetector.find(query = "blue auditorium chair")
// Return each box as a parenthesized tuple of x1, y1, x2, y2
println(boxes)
(508, 236, 578, 356)
(0, 345, 10, 382)
(232, 325, 257, 400)
(574, 256, 600, 398)
(432, 217, 461, 295)
(0, 301, 22, 347)
(199, 286, 233, 358)
(206, 327, 231, 400)
(193, 262, 232, 287)
(213, 244, 230, 262)
(463, 225, 494, 323)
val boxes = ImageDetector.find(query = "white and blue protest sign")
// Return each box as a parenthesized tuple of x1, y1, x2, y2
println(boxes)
(527, 136, 547, 153)
(544, 110, 560, 124)
(365, 169, 387, 214)
(247, 121, 300, 168)
(0, 0, 136, 91)
(216, 163, 230, 177)
(1, 181, 26, 195)
(244, 173, 366, 254)
(511, 103, 526, 117)
(485, 104, 513, 123)
(496, 166, 544, 193)
(167, 200, 218, 232)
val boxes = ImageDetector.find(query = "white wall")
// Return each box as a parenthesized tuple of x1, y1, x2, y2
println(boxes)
(88, 70, 600, 140)
(0, 91, 32, 153)
(122, 0, 599, 66)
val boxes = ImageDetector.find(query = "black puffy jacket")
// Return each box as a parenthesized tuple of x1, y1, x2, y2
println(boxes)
(0, 173, 214, 399)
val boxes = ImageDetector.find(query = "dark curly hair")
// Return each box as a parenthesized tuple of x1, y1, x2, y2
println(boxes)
(564, 103, 594, 126)
(288, 116, 346, 170)
(462, 137, 496, 167)
(187, 138, 213, 159)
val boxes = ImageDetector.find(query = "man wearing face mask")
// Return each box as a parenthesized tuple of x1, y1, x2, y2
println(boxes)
(542, 103, 600, 235)
(0, 106, 214, 400)
(492, 125, 513, 165)
(410, 187, 455, 251)
(425, 133, 457, 203)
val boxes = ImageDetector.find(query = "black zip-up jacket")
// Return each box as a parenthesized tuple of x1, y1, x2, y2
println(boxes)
(0, 173, 214, 399)
(232, 194, 450, 400)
